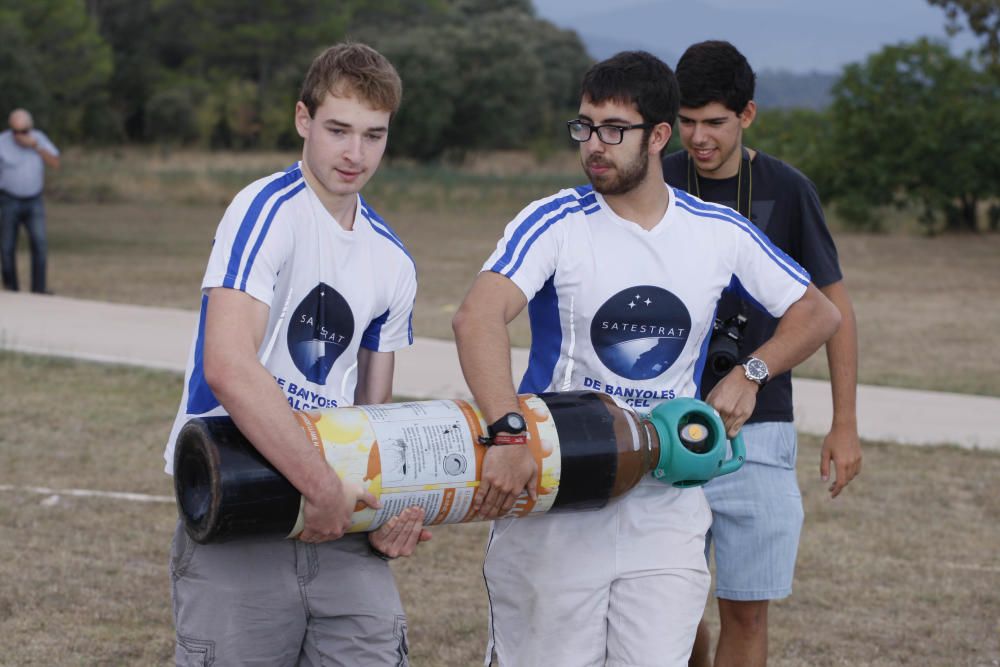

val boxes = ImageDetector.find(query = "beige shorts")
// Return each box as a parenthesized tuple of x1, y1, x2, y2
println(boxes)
(483, 480, 712, 667)
(170, 520, 408, 666)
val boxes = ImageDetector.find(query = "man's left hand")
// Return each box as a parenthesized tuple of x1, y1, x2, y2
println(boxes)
(820, 424, 862, 498)
(368, 506, 432, 559)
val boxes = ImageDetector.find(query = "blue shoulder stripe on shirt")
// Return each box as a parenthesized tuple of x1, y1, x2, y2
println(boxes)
(518, 274, 562, 394)
(239, 181, 306, 291)
(362, 308, 390, 351)
(491, 187, 597, 276)
(671, 187, 809, 286)
(223, 167, 304, 289)
(359, 197, 415, 267)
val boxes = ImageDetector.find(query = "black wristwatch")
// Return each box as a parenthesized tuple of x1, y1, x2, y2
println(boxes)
(479, 412, 527, 446)
(738, 356, 769, 388)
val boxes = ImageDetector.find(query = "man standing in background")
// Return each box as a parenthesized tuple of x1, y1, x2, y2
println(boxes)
(0, 108, 60, 294)
(662, 40, 862, 667)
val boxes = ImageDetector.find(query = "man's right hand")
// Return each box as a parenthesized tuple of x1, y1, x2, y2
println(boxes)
(474, 445, 539, 519)
(298, 474, 379, 543)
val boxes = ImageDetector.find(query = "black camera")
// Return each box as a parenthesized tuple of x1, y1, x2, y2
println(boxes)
(706, 314, 748, 377)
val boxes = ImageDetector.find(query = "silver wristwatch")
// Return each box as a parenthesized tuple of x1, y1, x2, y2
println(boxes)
(739, 356, 769, 387)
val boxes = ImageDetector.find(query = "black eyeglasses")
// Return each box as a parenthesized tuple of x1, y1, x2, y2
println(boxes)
(567, 119, 655, 145)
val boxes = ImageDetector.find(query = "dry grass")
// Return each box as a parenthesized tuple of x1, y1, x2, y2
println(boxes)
(2, 148, 998, 664)
(1, 353, 998, 666)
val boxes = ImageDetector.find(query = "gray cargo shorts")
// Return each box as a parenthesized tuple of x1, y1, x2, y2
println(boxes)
(170, 520, 408, 666)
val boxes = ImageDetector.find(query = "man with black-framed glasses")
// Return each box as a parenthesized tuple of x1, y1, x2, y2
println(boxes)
(453, 50, 840, 666)
(0, 108, 60, 294)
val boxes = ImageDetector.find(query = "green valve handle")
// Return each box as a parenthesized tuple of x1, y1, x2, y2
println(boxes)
(647, 397, 746, 488)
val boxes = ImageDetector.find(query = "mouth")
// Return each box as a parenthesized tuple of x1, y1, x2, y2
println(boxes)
(586, 159, 614, 177)
(335, 168, 363, 181)
(691, 148, 716, 163)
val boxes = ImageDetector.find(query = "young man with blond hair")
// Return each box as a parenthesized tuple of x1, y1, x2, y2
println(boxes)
(165, 42, 428, 665)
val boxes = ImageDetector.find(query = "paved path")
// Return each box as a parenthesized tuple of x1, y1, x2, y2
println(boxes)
(2, 291, 998, 451)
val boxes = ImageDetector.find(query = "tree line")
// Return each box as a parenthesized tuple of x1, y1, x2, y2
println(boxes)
(0, 0, 590, 159)
(0, 0, 996, 231)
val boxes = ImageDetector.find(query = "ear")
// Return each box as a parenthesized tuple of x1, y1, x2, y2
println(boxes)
(739, 100, 757, 130)
(649, 122, 672, 155)
(294, 101, 311, 140)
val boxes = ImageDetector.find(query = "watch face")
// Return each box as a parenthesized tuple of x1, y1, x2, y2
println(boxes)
(489, 412, 527, 437)
(745, 358, 768, 381)
(506, 413, 526, 431)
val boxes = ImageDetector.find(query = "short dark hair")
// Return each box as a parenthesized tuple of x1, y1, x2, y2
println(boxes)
(675, 41, 755, 113)
(580, 50, 679, 127)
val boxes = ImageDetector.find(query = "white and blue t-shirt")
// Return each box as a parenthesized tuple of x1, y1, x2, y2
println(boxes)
(484, 184, 808, 414)
(164, 163, 416, 473)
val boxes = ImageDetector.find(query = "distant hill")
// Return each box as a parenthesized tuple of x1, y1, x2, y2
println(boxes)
(575, 30, 834, 110)
(533, 0, 973, 110)
(755, 70, 836, 110)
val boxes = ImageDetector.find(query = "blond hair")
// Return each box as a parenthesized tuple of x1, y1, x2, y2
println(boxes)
(299, 42, 402, 116)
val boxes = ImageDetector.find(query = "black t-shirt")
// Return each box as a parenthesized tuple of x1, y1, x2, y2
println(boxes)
(662, 149, 842, 422)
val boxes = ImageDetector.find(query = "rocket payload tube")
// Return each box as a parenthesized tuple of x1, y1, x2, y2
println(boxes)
(174, 391, 744, 544)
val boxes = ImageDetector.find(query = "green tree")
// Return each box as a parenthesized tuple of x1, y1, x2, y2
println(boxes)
(363, 0, 591, 160)
(376, 27, 461, 160)
(826, 38, 999, 232)
(928, 0, 1000, 67)
(745, 107, 835, 199)
(90, 0, 363, 147)
(0, 0, 114, 141)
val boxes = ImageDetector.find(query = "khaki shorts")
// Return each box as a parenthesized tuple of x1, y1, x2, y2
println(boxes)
(170, 520, 408, 666)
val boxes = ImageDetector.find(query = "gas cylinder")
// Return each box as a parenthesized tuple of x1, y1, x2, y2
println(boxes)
(174, 391, 744, 544)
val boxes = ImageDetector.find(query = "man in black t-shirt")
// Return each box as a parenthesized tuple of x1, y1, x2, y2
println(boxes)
(662, 41, 862, 667)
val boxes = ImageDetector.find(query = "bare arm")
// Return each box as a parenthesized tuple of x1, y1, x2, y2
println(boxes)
(203, 287, 375, 542)
(354, 348, 394, 405)
(818, 280, 862, 497)
(707, 283, 841, 436)
(453, 272, 528, 419)
(452, 271, 538, 518)
(36, 146, 59, 170)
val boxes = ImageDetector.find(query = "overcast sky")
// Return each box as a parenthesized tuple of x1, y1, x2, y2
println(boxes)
(531, 0, 978, 73)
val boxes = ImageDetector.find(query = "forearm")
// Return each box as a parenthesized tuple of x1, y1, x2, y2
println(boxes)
(209, 359, 339, 500)
(202, 288, 338, 501)
(355, 348, 394, 405)
(454, 313, 521, 422)
(821, 282, 859, 428)
(453, 273, 528, 422)
(37, 147, 59, 170)
(753, 283, 841, 376)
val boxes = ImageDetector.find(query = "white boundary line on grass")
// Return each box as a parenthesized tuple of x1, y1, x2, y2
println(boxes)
(0, 483, 174, 504)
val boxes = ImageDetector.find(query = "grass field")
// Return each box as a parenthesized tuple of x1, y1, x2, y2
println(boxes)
(0, 353, 997, 666)
(2, 149, 999, 665)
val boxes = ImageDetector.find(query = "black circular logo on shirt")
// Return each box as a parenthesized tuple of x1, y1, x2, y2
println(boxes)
(590, 286, 691, 380)
(287, 283, 354, 385)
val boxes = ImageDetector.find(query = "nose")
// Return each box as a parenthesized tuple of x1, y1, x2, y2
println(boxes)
(344, 134, 363, 163)
(582, 131, 605, 155)
(689, 123, 708, 146)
